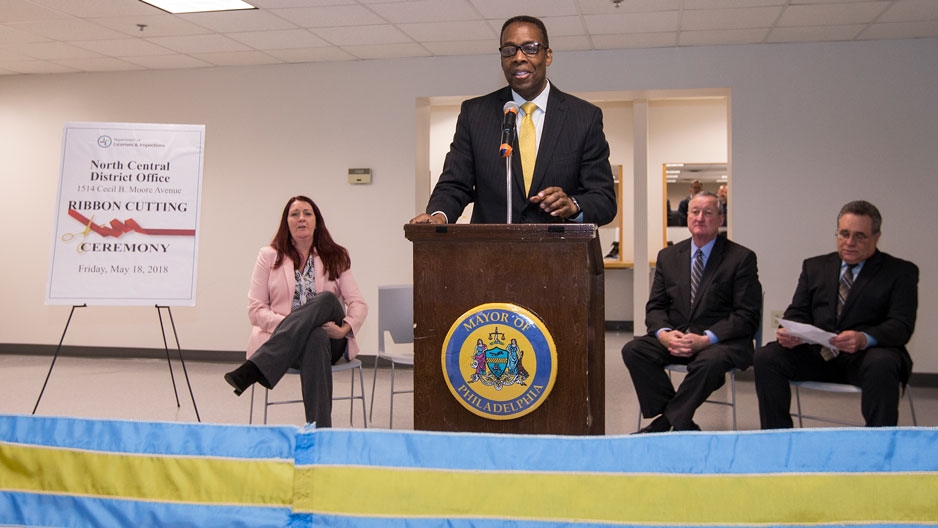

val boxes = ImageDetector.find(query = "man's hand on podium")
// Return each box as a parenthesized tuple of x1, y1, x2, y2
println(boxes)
(410, 212, 447, 224)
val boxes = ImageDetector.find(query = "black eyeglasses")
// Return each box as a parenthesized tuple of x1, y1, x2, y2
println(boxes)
(499, 42, 542, 57)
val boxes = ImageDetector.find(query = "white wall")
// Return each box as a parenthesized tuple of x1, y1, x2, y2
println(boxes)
(1, 38, 936, 372)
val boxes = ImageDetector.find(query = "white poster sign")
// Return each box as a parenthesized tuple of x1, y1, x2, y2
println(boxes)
(46, 122, 205, 306)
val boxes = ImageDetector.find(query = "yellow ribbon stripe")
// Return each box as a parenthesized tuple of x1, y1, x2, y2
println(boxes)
(1, 442, 294, 507)
(296, 466, 938, 524)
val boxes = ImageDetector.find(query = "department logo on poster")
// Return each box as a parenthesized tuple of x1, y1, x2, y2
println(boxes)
(441, 303, 557, 420)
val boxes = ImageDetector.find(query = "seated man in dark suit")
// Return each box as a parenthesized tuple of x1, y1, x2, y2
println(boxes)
(754, 200, 918, 428)
(623, 192, 762, 432)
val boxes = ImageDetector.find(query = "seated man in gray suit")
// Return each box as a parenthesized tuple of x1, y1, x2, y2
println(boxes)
(623, 192, 762, 432)
(754, 200, 918, 428)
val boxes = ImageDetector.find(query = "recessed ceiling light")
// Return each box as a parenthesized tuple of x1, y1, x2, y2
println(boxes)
(140, 0, 256, 14)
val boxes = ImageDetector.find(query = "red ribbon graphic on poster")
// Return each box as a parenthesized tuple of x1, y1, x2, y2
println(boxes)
(62, 209, 195, 253)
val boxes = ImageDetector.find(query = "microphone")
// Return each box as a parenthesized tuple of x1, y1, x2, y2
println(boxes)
(499, 101, 519, 158)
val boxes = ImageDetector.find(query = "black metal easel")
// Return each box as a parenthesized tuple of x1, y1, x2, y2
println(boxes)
(32, 304, 201, 422)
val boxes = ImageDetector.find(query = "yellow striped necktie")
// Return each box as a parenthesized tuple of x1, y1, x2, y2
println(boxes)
(519, 102, 538, 195)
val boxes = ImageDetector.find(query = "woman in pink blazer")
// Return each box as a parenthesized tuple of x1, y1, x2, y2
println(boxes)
(225, 195, 367, 427)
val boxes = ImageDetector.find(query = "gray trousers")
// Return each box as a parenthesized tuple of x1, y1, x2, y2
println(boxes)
(249, 292, 346, 427)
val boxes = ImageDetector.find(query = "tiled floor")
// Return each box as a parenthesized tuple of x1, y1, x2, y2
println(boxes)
(1, 332, 932, 432)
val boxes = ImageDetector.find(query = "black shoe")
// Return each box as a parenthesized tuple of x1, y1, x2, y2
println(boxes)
(673, 421, 701, 432)
(224, 360, 261, 396)
(633, 415, 671, 434)
(604, 241, 619, 260)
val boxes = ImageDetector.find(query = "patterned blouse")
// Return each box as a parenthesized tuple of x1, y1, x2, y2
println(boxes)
(291, 254, 316, 312)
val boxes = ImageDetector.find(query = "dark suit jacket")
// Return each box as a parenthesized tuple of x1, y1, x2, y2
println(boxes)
(646, 236, 762, 367)
(782, 250, 918, 377)
(426, 84, 616, 225)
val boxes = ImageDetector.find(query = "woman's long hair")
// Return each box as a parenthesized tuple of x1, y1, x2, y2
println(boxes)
(270, 195, 350, 280)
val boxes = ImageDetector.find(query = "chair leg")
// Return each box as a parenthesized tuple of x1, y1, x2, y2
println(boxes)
(906, 385, 918, 426)
(357, 364, 368, 429)
(389, 362, 396, 429)
(369, 355, 382, 424)
(730, 372, 737, 431)
(263, 387, 270, 425)
(248, 384, 255, 425)
(794, 385, 803, 428)
(347, 367, 355, 426)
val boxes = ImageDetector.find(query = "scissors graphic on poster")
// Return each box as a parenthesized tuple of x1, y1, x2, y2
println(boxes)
(61, 215, 95, 254)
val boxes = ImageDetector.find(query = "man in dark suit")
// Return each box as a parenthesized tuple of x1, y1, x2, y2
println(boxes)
(754, 200, 918, 428)
(623, 192, 762, 432)
(410, 15, 616, 225)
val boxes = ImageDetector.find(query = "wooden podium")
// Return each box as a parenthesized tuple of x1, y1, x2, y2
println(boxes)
(404, 223, 605, 435)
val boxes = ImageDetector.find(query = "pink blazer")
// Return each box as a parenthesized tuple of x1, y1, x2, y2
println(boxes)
(246, 246, 368, 359)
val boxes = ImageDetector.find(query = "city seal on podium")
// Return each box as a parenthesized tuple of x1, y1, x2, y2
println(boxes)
(441, 303, 557, 420)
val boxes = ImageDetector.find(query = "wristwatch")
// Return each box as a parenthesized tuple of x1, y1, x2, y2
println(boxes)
(569, 196, 581, 218)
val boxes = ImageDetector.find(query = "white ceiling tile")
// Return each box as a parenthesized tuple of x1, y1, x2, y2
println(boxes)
(778, 2, 890, 26)
(789, 0, 876, 4)
(7, 19, 128, 41)
(0, 25, 49, 45)
(0, 0, 72, 22)
(0, 59, 78, 74)
(423, 39, 499, 56)
(682, 7, 782, 30)
(189, 50, 284, 66)
(24, 0, 158, 18)
(369, 0, 481, 23)
(684, 0, 785, 8)
(252, 0, 356, 6)
(179, 9, 298, 32)
(592, 31, 678, 49)
(767, 24, 864, 42)
(342, 41, 431, 59)
(121, 53, 214, 69)
(859, 19, 938, 39)
(679, 27, 768, 45)
(584, 11, 680, 34)
(272, 5, 386, 27)
(577, 0, 681, 15)
(548, 34, 593, 51)
(541, 16, 588, 38)
(12, 41, 104, 60)
(145, 34, 252, 53)
(227, 28, 329, 48)
(51, 56, 145, 72)
(0, 46, 36, 60)
(72, 38, 175, 57)
(878, 0, 938, 22)
(398, 20, 495, 42)
(313, 24, 410, 46)
(470, 0, 580, 19)
(265, 46, 356, 62)
(91, 14, 215, 37)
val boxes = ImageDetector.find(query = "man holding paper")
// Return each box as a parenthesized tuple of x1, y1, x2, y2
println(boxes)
(754, 200, 918, 428)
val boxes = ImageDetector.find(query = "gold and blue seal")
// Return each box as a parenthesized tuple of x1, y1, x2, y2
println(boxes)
(441, 303, 557, 420)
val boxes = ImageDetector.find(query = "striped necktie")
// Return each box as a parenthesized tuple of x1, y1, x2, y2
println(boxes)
(519, 102, 538, 195)
(690, 248, 704, 304)
(821, 264, 857, 361)
(836, 264, 856, 318)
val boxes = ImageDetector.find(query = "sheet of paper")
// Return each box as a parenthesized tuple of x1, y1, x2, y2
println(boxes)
(776, 318, 838, 350)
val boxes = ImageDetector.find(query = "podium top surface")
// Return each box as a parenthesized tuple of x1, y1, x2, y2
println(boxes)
(404, 223, 597, 242)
